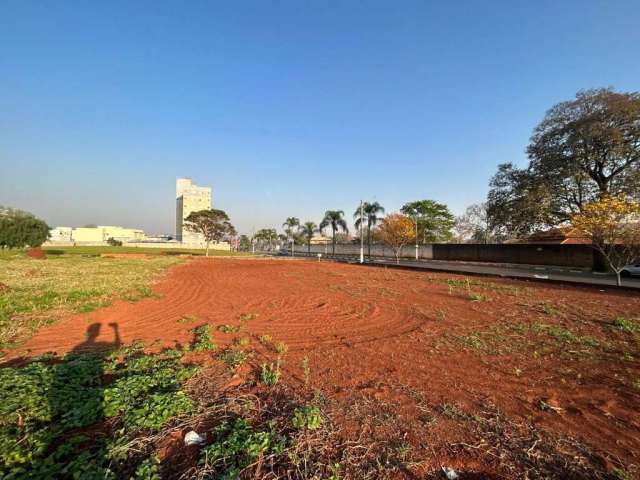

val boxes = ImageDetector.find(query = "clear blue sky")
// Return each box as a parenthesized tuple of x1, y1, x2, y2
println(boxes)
(1, 1, 638, 235)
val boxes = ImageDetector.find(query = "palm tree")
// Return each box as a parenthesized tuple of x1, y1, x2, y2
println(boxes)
(354, 201, 385, 258)
(319, 210, 348, 255)
(282, 217, 300, 255)
(300, 221, 318, 255)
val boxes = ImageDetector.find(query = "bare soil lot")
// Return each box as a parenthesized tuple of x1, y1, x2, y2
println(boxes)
(5, 258, 640, 478)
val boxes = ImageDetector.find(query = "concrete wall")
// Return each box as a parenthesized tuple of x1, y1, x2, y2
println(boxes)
(281, 242, 597, 269)
(432, 244, 594, 268)
(286, 243, 434, 259)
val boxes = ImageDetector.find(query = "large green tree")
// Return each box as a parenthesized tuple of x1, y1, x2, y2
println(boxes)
(0, 207, 50, 249)
(319, 210, 348, 255)
(184, 209, 236, 256)
(354, 201, 385, 257)
(487, 88, 640, 238)
(400, 200, 455, 243)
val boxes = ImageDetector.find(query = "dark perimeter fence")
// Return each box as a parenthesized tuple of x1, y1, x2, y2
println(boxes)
(260, 242, 609, 270)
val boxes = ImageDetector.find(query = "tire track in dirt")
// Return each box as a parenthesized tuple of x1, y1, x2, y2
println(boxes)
(9, 259, 425, 357)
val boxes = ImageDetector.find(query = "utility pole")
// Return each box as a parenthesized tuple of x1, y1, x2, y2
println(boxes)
(359, 200, 364, 264)
(414, 216, 419, 260)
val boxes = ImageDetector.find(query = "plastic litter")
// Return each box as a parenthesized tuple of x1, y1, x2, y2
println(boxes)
(184, 430, 206, 446)
(442, 467, 459, 480)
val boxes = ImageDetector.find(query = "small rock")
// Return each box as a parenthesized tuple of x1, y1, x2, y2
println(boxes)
(184, 430, 206, 446)
(442, 467, 459, 480)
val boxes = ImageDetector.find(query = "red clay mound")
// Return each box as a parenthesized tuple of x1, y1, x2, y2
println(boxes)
(26, 247, 46, 259)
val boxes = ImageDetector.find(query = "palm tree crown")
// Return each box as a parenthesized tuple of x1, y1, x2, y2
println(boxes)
(282, 217, 300, 239)
(300, 221, 318, 254)
(319, 210, 348, 254)
(354, 201, 385, 230)
(354, 202, 385, 257)
(300, 221, 317, 240)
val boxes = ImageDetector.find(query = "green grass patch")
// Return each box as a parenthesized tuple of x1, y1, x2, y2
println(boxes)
(612, 317, 637, 333)
(0, 254, 183, 348)
(428, 276, 527, 296)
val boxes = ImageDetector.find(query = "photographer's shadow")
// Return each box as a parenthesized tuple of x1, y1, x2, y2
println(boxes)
(72, 322, 122, 354)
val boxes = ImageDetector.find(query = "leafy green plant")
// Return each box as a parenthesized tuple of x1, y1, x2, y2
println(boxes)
(234, 337, 250, 348)
(219, 349, 248, 370)
(0, 349, 197, 478)
(191, 325, 217, 351)
(239, 312, 258, 321)
(132, 455, 161, 480)
(328, 462, 341, 480)
(199, 418, 284, 478)
(258, 334, 272, 344)
(292, 405, 323, 430)
(260, 361, 281, 386)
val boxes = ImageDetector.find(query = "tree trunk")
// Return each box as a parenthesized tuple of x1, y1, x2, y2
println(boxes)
(367, 226, 371, 258)
(332, 228, 336, 255)
(395, 250, 400, 264)
(307, 241, 311, 255)
(616, 271, 622, 287)
(205, 241, 210, 257)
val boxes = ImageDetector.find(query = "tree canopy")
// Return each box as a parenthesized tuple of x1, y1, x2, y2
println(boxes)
(377, 213, 415, 264)
(354, 201, 384, 257)
(184, 209, 236, 256)
(0, 207, 50, 249)
(319, 210, 348, 255)
(487, 88, 640, 238)
(571, 195, 640, 286)
(454, 203, 498, 243)
(299, 221, 318, 254)
(400, 200, 454, 243)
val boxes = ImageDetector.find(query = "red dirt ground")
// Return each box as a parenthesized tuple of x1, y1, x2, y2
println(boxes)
(8, 258, 640, 477)
(26, 247, 46, 259)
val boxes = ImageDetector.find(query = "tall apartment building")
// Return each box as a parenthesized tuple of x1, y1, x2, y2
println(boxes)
(175, 178, 212, 244)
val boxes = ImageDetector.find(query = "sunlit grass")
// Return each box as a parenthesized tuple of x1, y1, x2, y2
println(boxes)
(0, 254, 184, 349)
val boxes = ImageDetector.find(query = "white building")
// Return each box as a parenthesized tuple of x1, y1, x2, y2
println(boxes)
(49, 226, 73, 243)
(46, 225, 146, 244)
(175, 178, 212, 245)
